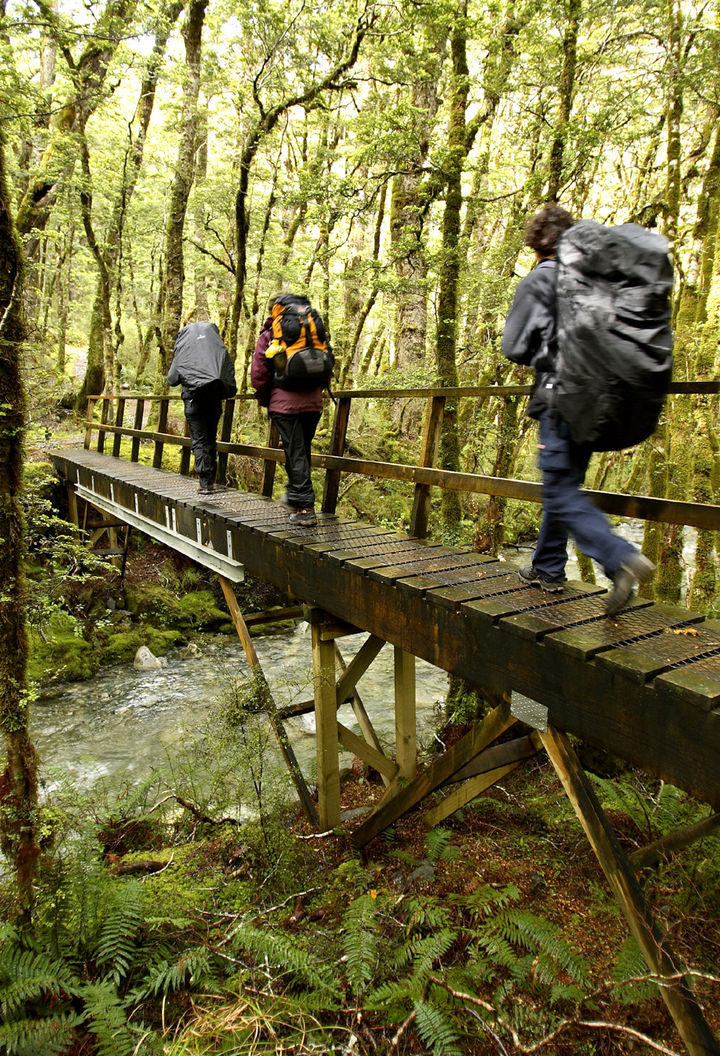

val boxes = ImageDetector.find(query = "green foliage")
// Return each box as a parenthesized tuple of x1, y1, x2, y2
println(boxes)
(610, 936, 660, 1005)
(342, 893, 379, 992)
(425, 827, 460, 863)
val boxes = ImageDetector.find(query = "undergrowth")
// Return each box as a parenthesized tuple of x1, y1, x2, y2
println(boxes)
(2, 690, 719, 1055)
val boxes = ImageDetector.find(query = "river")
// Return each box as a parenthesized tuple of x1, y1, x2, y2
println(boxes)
(32, 622, 450, 793)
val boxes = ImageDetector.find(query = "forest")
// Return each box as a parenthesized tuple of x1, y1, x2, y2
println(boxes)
(1, 0, 720, 1053)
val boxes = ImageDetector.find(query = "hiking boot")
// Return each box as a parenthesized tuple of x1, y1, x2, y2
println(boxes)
(517, 565, 565, 593)
(197, 484, 214, 495)
(604, 553, 655, 617)
(289, 508, 317, 527)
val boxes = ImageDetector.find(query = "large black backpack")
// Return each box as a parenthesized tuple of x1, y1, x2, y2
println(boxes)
(266, 294, 335, 391)
(553, 220, 674, 451)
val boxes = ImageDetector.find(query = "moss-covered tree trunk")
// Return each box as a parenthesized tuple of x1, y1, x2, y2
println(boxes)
(434, 5, 471, 539)
(546, 0, 581, 202)
(389, 28, 445, 369)
(642, 0, 686, 600)
(77, 1, 181, 410)
(157, 0, 208, 386)
(0, 129, 40, 921)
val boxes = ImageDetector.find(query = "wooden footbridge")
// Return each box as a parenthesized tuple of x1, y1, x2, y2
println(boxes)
(50, 384, 720, 1055)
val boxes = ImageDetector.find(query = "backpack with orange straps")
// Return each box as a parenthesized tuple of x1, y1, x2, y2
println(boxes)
(265, 294, 335, 391)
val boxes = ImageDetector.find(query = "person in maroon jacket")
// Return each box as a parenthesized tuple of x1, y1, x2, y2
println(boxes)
(251, 296, 323, 527)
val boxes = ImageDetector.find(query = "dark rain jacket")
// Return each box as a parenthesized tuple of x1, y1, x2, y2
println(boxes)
(501, 258, 557, 419)
(167, 322, 237, 416)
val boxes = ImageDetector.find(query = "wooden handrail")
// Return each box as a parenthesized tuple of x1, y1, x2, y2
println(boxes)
(80, 383, 720, 535)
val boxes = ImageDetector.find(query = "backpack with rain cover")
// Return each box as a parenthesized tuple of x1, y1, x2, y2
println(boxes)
(552, 220, 674, 451)
(265, 294, 335, 391)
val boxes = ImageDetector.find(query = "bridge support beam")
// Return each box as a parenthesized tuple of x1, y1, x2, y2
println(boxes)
(540, 725, 719, 1056)
(218, 576, 319, 829)
(306, 609, 419, 830)
(312, 622, 341, 830)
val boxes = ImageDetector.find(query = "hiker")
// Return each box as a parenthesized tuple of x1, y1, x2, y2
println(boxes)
(502, 203, 655, 616)
(167, 319, 237, 495)
(251, 294, 330, 528)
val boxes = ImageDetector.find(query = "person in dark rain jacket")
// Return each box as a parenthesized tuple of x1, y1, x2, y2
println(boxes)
(251, 297, 323, 527)
(502, 203, 654, 616)
(167, 319, 237, 494)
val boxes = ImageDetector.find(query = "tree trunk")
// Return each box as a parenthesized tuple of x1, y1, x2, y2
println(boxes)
(76, 0, 182, 409)
(546, 0, 582, 202)
(157, 0, 208, 386)
(389, 32, 445, 369)
(0, 127, 40, 922)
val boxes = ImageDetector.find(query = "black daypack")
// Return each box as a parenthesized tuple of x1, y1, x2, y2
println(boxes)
(552, 220, 674, 451)
(266, 294, 335, 390)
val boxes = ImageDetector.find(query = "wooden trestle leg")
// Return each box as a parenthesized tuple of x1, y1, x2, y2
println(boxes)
(539, 725, 719, 1056)
(218, 576, 319, 829)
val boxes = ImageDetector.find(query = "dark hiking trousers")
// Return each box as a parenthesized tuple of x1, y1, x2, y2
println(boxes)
(270, 410, 321, 509)
(186, 398, 222, 489)
(532, 412, 635, 580)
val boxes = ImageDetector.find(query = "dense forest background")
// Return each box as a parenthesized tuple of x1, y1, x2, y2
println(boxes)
(1, 3, 720, 1053)
(3, 0, 720, 602)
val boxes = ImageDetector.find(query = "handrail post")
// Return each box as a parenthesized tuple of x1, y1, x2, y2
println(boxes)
(153, 397, 169, 469)
(83, 397, 98, 450)
(112, 396, 126, 457)
(217, 396, 235, 484)
(322, 396, 351, 515)
(130, 398, 144, 463)
(261, 419, 280, 497)
(409, 395, 445, 538)
(97, 397, 111, 454)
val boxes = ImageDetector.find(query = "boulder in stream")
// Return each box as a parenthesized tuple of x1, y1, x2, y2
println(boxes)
(134, 645, 163, 671)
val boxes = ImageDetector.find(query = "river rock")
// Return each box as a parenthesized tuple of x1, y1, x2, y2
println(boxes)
(134, 646, 162, 671)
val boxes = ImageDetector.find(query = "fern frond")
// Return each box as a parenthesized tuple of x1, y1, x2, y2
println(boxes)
(342, 893, 378, 993)
(80, 979, 142, 1056)
(148, 948, 219, 997)
(455, 883, 520, 922)
(611, 935, 659, 1004)
(414, 1000, 462, 1056)
(367, 977, 419, 1011)
(231, 922, 341, 999)
(403, 895, 451, 934)
(95, 881, 144, 986)
(411, 929, 457, 981)
(0, 1011, 81, 1056)
(424, 828, 459, 863)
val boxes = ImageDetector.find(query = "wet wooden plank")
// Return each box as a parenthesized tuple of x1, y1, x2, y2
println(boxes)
(464, 581, 604, 626)
(596, 623, 720, 684)
(501, 594, 652, 642)
(427, 565, 513, 609)
(655, 643, 720, 712)
(544, 604, 704, 662)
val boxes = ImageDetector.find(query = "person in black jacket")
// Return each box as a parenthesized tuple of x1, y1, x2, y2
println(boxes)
(502, 203, 654, 616)
(167, 319, 237, 494)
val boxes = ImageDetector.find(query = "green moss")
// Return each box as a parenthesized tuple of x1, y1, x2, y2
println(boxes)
(125, 584, 229, 631)
(124, 582, 188, 627)
(98, 627, 184, 665)
(177, 591, 228, 629)
(28, 612, 99, 684)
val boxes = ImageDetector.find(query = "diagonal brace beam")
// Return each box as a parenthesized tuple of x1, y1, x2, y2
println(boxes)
(218, 576, 319, 828)
(539, 725, 719, 1056)
(352, 699, 517, 848)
